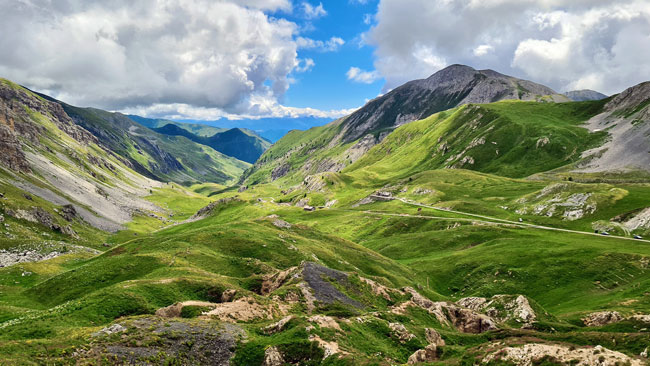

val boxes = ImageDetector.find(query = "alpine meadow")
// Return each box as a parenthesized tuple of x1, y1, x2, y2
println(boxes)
(2, 1, 650, 365)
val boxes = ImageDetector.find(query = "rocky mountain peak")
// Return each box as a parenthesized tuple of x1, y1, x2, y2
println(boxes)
(563, 89, 608, 102)
(340, 64, 559, 143)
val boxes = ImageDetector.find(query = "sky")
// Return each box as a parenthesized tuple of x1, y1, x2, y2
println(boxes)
(1, 0, 650, 125)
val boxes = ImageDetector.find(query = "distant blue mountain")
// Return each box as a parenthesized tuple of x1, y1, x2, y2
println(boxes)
(174, 117, 333, 142)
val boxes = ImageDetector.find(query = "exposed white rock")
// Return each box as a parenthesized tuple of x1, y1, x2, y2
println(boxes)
(482, 343, 643, 366)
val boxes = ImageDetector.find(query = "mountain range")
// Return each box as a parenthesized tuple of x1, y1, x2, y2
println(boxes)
(2, 65, 650, 365)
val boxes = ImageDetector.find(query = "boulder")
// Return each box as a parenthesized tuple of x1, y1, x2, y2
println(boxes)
(582, 311, 623, 327)
(425, 328, 445, 347)
(92, 324, 127, 337)
(389, 322, 416, 343)
(262, 315, 295, 334)
(407, 344, 438, 364)
(262, 346, 284, 366)
(272, 219, 292, 229)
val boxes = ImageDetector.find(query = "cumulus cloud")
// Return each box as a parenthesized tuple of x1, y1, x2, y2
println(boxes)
(295, 58, 316, 73)
(302, 2, 327, 19)
(121, 99, 357, 121)
(366, 0, 650, 94)
(0, 0, 340, 119)
(296, 36, 345, 52)
(346, 67, 381, 84)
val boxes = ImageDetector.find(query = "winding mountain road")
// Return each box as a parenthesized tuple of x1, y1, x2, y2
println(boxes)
(364, 195, 650, 244)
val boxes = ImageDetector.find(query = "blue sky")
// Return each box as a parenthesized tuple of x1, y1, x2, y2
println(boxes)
(279, 1, 382, 111)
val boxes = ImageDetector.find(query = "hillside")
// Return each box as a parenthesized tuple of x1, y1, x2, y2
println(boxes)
(340, 64, 566, 143)
(127, 115, 227, 137)
(61, 105, 249, 184)
(153, 124, 271, 164)
(577, 82, 650, 173)
(0, 78, 166, 239)
(243, 65, 573, 186)
(346, 100, 608, 179)
(3, 69, 650, 366)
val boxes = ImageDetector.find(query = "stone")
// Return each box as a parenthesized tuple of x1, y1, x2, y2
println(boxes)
(272, 219, 292, 229)
(389, 322, 416, 342)
(262, 315, 295, 334)
(425, 328, 445, 347)
(262, 346, 284, 366)
(582, 311, 623, 327)
(92, 324, 127, 337)
(407, 344, 438, 364)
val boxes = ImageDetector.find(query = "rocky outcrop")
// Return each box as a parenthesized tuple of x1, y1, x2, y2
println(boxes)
(308, 335, 345, 359)
(0, 80, 95, 148)
(582, 311, 623, 327)
(0, 124, 31, 173)
(262, 315, 295, 334)
(271, 163, 290, 181)
(308, 315, 342, 331)
(301, 262, 364, 309)
(189, 197, 241, 221)
(425, 328, 445, 347)
(59, 204, 78, 221)
(389, 322, 416, 343)
(156, 297, 286, 323)
(263, 346, 284, 366)
(396, 287, 497, 333)
(91, 324, 127, 337)
(457, 295, 536, 324)
(623, 207, 650, 231)
(6, 207, 77, 237)
(482, 343, 643, 366)
(407, 344, 439, 364)
(261, 267, 298, 295)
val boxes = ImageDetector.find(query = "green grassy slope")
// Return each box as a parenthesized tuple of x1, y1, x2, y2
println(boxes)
(245, 100, 608, 190)
(347, 100, 607, 179)
(63, 106, 249, 185)
(153, 124, 271, 164)
(126, 115, 227, 137)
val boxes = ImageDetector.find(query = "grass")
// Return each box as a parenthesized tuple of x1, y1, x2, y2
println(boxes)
(4, 81, 650, 364)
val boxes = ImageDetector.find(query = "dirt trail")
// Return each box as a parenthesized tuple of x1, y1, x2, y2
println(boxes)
(363, 196, 650, 244)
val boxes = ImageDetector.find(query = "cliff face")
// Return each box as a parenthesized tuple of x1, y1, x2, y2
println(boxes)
(0, 80, 96, 173)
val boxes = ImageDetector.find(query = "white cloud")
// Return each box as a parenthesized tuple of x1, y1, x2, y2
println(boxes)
(0, 0, 305, 115)
(363, 13, 373, 25)
(366, 0, 650, 94)
(296, 36, 345, 52)
(121, 99, 357, 121)
(302, 2, 327, 19)
(473, 44, 494, 57)
(295, 58, 316, 72)
(346, 67, 381, 84)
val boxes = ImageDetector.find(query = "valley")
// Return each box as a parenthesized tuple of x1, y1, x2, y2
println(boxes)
(2, 65, 650, 366)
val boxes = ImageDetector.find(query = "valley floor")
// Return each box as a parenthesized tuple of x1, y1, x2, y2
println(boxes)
(2, 168, 650, 365)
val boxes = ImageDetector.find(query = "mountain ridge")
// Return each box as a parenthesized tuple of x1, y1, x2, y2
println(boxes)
(151, 124, 271, 164)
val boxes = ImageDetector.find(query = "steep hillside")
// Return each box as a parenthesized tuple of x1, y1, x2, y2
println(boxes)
(243, 64, 570, 185)
(347, 100, 608, 179)
(153, 124, 271, 164)
(341, 64, 566, 143)
(0, 78, 165, 239)
(60, 105, 249, 184)
(578, 81, 650, 173)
